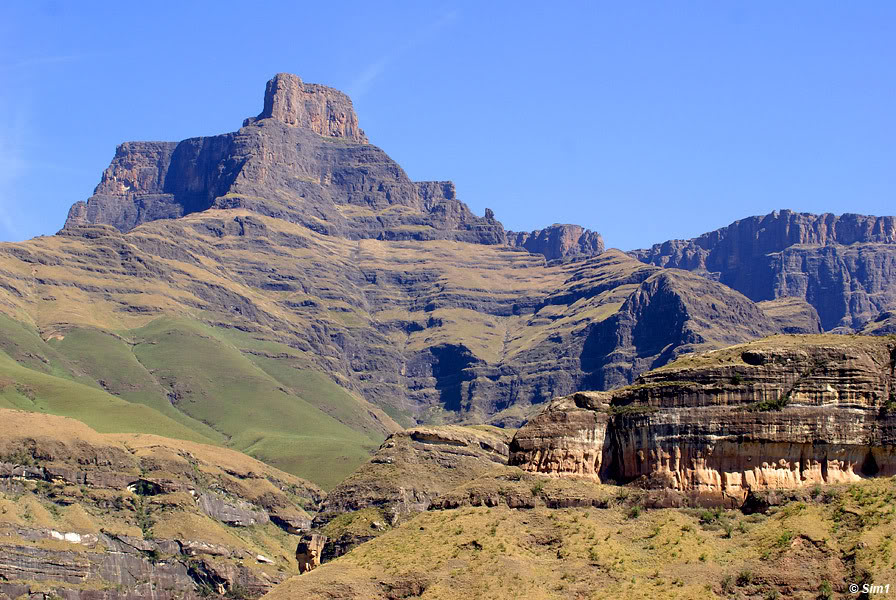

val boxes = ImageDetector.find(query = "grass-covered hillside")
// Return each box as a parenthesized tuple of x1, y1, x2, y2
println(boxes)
(0, 208, 790, 485)
(268, 470, 896, 600)
(0, 309, 393, 489)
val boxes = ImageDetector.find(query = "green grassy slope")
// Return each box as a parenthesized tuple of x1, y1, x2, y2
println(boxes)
(49, 326, 225, 442)
(0, 311, 391, 489)
(127, 317, 382, 489)
(0, 349, 213, 443)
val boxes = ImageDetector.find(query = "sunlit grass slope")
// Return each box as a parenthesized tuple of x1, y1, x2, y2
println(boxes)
(129, 317, 381, 488)
(268, 475, 896, 600)
(0, 311, 389, 489)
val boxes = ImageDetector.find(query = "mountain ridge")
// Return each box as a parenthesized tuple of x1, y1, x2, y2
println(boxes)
(631, 209, 896, 330)
(0, 73, 894, 487)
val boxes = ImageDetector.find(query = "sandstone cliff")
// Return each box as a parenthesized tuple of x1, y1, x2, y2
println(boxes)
(510, 335, 896, 507)
(632, 210, 896, 330)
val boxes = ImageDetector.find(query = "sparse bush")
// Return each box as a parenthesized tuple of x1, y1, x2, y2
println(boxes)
(775, 530, 793, 548)
(628, 505, 642, 519)
(722, 520, 734, 538)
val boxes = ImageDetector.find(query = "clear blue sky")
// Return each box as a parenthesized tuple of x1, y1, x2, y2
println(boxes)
(2, 2, 894, 250)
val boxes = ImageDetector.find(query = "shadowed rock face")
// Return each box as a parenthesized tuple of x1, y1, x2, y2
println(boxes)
(510, 335, 896, 507)
(631, 210, 896, 330)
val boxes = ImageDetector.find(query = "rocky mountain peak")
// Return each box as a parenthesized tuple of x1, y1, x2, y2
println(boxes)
(245, 73, 368, 143)
(507, 224, 604, 261)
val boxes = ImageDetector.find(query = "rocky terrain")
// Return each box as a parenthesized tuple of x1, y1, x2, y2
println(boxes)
(632, 210, 896, 331)
(313, 425, 512, 559)
(0, 410, 323, 600)
(510, 335, 896, 507)
(264, 334, 896, 599)
(2, 71, 896, 598)
(0, 73, 808, 491)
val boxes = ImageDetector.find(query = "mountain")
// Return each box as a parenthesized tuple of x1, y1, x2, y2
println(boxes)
(631, 210, 896, 331)
(0, 73, 795, 492)
(1, 71, 895, 600)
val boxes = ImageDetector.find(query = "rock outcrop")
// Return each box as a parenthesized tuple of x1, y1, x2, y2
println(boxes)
(319, 425, 511, 524)
(507, 224, 604, 261)
(510, 335, 896, 507)
(0, 410, 323, 599)
(631, 210, 896, 330)
(313, 425, 511, 559)
(295, 534, 326, 574)
(245, 73, 367, 142)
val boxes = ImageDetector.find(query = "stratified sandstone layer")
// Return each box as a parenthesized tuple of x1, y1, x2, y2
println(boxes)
(510, 335, 896, 506)
(632, 210, 896, 330)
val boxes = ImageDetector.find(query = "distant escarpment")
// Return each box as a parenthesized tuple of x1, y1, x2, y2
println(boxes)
(9, 73, 894, 487)
(506, 224, 604, 261)
(632, 210, 896, 330)
(510, 335, 896, 507)
(0, 410, 323, 600)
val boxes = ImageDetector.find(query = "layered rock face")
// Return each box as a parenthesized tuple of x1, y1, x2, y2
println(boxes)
(510, 335, 896, 506)
(632, 210, 896, 330)
(0, 410, 323, 600)
(506, 224, 604, 261)
(64, 73, 503, 245)
(14, 74, 895, 458)
(312, 426, 511, 559)
(318, 425, 511, 526)
(246, 73, 367, 142)
(1, 211, 782, 433)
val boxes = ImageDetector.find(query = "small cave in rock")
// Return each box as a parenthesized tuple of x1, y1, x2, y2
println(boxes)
(741, 351, 766, 366)
(861, 451, 880, 477)
(129, 479, 164, 496)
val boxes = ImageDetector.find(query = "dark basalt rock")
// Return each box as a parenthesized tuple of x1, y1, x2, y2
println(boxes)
(507, 224, 604, 261)
(63, 74, 507, 247)
(631, 210, 896, 330)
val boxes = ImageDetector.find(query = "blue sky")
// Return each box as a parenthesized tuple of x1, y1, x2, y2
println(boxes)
(1, 2, 893, 249)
